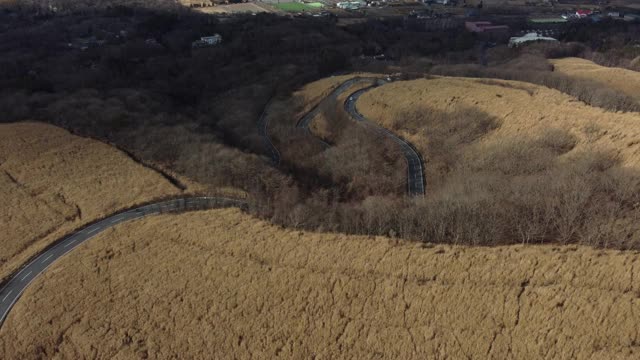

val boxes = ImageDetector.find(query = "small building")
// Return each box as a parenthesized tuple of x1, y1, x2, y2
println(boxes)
(337, 1, 364, 10)
(576, 9, 592, 18)
(465, 21, 509, 42)
(192, 34, 222, 48)
(509, 32, 557, 48)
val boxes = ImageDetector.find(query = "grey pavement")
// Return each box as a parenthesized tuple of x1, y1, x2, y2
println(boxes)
(344, 85, 426, 197)
(296, 77, 379, 148)
(257, 99, 281, 165)
(0, 196, 246, 328)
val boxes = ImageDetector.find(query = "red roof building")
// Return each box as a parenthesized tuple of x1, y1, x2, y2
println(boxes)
(576, 9, 593, 17)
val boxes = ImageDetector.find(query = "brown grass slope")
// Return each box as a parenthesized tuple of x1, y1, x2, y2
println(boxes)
(0, 122, 181, 282)
(351, 77, 640, 247)
(551, 57, 640, 103)
(357, 76, 640, 171)
(1, 208, 639, 359)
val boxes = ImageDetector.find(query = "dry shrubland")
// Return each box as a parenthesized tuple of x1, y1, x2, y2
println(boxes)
(266, 76, 405, 203)
(431, 54, 640, 113)
(2, 208, 640, 359)
(551, 57, 640, 103)
(0, 122, 181, 282)
(353, 77, 640, 248)
(241, 74, 640, 250)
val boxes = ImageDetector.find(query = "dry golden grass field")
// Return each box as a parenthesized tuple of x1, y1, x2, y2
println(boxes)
(1, 208, 639, 359)
(357, 76, 640, 174)
(353, 76, 640, 247)
(4, 77, 640, 359)
(551, 58, 640, 103)
(0, 122, 182, 282)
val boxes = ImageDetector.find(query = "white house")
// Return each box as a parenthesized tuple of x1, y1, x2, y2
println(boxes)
(337, 1, 364, 10)
(192, 34, 222, 48)
(509, 32, 557, 48)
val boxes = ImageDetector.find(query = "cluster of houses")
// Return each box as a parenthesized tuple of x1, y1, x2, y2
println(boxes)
(464, 20, 561, 48)
(561, 9, 640, 22)
(462, 6, 640, 48)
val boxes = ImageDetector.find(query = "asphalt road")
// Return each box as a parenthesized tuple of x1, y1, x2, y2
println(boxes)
(0, 197, 246, 328)
(345, 85, 426, 197)
(0, 76, 423, 329)
(296, 77, 379, 148)
(257, 99, 281, 165)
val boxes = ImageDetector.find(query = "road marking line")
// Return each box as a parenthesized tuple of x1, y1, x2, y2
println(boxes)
(41, 254, 53, 263)
(2, 290, 13, 303)
(20, 271, 32, 282)
(14, 267, 27, 278)
(87, 227, 99, 234)
(64, 239, 76, 248)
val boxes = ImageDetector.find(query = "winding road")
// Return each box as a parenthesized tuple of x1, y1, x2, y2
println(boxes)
(344, 85, 425, 197)
(296, 77, 379, 148)
(257, 99, 281, 165)
(294, 75, 425, 197)
(1, 74, 424, 329)
(0, 197, 246, 327)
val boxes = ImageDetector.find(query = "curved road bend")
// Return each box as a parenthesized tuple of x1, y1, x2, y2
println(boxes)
(296, 77, 380, 147)
(0, 196, 246, 328)
(257, 99, 281, 166)
(345, 85, 426, 197)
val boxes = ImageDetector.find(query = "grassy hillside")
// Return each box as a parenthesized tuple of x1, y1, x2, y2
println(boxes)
(0, 122, 182, 282)
(551, 57, 640, 103)
(355, 77, 640, 247)
(2, 208, 639, 359)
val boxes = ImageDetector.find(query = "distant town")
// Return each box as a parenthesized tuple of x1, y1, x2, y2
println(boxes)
(182, 0, 640, 49)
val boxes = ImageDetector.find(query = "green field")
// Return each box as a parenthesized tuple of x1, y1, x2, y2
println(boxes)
(528, 17, 568, 24)
(274, 2, 323, 11)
